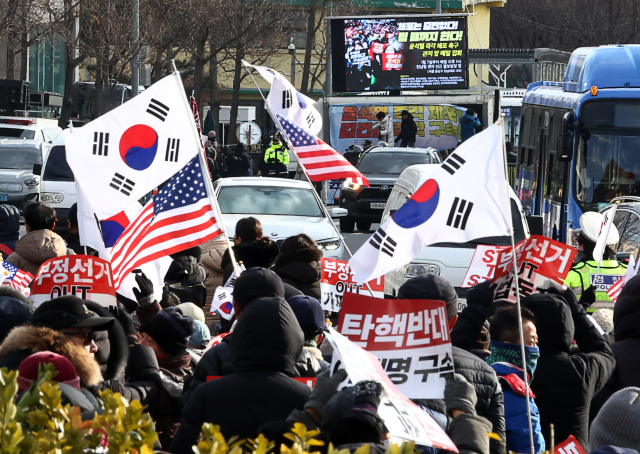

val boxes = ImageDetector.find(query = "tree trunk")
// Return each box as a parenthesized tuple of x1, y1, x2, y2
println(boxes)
(151, 46, 163, 83)
(300, 0, 317, 94)
(19, 31, 27, 80)
(209, 51, 220, 137)
(59, 44, 76, 127)
(93, 61, 105, 120)
(6, 32, 15, 80)
(227, 47, 244, 145)
(193, 28, 207, 106)
(165, 43, 175, 74)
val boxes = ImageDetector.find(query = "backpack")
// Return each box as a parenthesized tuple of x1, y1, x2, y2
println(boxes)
(164, 280, 207, 308)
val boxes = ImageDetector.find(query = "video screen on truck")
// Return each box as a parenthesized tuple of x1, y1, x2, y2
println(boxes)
(331, 16, 468, 93)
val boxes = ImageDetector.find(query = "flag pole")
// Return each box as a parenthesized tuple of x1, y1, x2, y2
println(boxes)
(500, 116, 535, 454)
(173, 70, 240, 277)
(243, 61, 376, 297)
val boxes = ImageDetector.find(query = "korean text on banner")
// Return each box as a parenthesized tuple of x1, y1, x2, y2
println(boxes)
(31, 255, 117, 307)
(554, 436, 586, 454)
(461, 245, 512, 288)
(492, 235, 577, 302)
(339, 293, 453, 400)
(320, 257, 384, 312)
(325, 326, 457, 451)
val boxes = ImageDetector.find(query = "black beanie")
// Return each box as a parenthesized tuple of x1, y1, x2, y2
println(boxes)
(140, 307, 195, 357)
(398, 275, 458, 320)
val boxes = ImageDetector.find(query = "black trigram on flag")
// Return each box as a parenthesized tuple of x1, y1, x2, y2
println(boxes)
(93, 132, 109, 156)
(217, 291, 227, 300)
(110, 173, 136, 196)
(442, 153, 466, 175)
(282, 89, 293, 109)
(447, 197, 473, 230)
(305, 112, 316, 129)
(369, 227, 397, 257)
(165, 138, 180, 162)
(147, 98, 170, 121)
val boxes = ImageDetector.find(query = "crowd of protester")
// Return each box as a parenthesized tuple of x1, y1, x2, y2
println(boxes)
(0, 201, 639, 454)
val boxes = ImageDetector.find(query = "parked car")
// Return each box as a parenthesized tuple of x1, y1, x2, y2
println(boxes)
(382, 164, 530, 311)
(0, 139, 47, 214)
(34, 129, 77, 231)
(338, 147, 442, 233)
(0, 117, 61, 142)
(213, 177, 347, 259)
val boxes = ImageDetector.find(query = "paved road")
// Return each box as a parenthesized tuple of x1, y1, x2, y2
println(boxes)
(338, 223, 380, 261)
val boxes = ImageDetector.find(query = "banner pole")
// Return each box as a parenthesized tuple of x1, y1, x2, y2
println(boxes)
(500, 115, 535, 454)
(173, 71, 240, 277)
(243, 62, 376, 297)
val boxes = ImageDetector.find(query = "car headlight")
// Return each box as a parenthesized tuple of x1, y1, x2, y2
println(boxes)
(24, 178, 39, 187)
(318, 239, 341, 251)
(40, 192, 64, 203)
(342, 180, 361, 191)
(403, 263, 440, 278)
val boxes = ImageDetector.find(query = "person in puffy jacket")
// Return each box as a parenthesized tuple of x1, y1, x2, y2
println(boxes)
(220, 217, 279, 282)
(171, 295, 311, 452)
(272, 234, 322, 299)
(6, 202, 73, 275)
(523, 291, 615, 449)
(461, 109, 482, 142)
(398, 276, 506, 454)
(591, 274, 640, 420)
(0, 204, 20, 259)
(139, 307, 196, 449)
(200, 236, 228, 307)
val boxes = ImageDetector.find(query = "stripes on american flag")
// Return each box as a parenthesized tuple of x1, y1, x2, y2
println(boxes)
(190, 95, 203, 145)
(607, 277, 624, 301)
(110, 155, 222, 289)
(275, 114, 369, 186)
(1, 261, 33, 290)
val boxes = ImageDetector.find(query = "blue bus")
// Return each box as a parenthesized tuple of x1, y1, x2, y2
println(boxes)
(516, 45, 640, 245)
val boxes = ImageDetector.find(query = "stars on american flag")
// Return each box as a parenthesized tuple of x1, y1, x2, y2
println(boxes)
(277, 115, 314, 147)
(153, 157, 207, 216)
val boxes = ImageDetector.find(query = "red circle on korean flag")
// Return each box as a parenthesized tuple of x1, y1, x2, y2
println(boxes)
(119, 124, 158, 171)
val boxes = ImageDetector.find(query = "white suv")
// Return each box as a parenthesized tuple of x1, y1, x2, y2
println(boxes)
(0, 139, 47, 213)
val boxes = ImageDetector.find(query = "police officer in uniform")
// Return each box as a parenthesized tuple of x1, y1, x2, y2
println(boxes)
(343, 145, 363, 166)
(564, 211, 626, 311)
(262, 135, 289, 178)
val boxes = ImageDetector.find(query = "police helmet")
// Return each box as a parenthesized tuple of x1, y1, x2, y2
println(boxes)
(579, 211, 620, 245)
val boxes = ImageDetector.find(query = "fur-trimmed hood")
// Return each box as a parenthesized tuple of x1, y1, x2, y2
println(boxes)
(273, 247, 322, 288)
(274, 246, 322, 269)
(0, 325, 103, 387)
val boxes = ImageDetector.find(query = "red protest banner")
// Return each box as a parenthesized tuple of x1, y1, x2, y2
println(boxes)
(31, 255, 117, 307)
(492, 235, 577, 302)
(382, 53, 404, 70)
(320, 257, 383, 312)
(338, 293, 453, 399)
(554, 435, 586, 454)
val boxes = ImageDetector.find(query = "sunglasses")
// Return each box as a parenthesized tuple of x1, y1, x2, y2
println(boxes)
(62, 331, 96, 346)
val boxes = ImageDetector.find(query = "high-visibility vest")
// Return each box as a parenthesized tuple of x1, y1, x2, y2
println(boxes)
(564, 260, 627, 309)
(264, 144, 289, 165)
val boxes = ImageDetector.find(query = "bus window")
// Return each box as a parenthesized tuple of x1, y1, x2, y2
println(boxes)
(546, 153, 555, 197)
(519, 148, 527, 165)
(527, 147, 535, 167)
(619, 212, 640, 260)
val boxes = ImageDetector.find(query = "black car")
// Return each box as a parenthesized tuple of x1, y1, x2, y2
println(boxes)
(338, 147, 442, 232)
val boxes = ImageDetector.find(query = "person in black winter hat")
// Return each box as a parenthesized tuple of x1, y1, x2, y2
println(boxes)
(397, 275, 505, 454)
(592, 274, 640, 420)
(0, 293, 32, 343)
(140, 307, 196, 448)
(287, 295, 329, 374)
(273, 234, 323, 300)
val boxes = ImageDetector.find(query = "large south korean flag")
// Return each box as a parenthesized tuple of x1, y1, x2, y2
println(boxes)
(66, 73, 199, 220)
(349, 120, 513, 284)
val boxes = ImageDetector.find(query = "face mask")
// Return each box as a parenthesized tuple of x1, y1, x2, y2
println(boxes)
(487, 340, 540, 379)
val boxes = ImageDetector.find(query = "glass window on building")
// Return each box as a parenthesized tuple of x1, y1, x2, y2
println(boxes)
(28, 34, 67, 95)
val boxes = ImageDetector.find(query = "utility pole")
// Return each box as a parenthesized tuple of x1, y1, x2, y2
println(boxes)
(436, 0, 442, 14)
(131, 0, 140, 96)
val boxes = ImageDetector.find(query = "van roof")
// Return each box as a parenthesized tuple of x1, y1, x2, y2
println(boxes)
(52, 128, 71, 147)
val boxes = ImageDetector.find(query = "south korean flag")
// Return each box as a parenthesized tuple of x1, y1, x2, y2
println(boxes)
(349, 120, 513, 284)
(65, 73, 200, 220)
(247, 62, 322, 136)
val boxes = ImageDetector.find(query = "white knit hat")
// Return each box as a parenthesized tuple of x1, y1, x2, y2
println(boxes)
(176, 303, 205, 324)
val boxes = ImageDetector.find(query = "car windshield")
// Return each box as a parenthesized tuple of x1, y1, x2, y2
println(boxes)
(0, 145, 41, 169)
(358, 152, 432, 175)
(43, 146, 74, 181)
(218, 186, 324, 217)
(0, 128, 35, 139)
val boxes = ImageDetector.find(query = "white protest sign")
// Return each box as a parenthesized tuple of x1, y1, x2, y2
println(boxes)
(461, 245, 511, 288)
(320, 258, 384, 312)
(325, 327, 457, 451)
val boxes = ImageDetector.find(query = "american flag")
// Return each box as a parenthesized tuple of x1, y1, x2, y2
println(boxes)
(607, 255, 639, 301)
(275, 114, 369, 185)
(109, 155, 222, 289)
(190, 95, 203, 145)
(1, 261, 33, 291)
